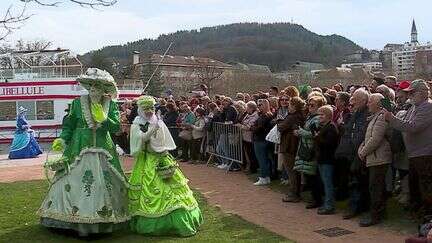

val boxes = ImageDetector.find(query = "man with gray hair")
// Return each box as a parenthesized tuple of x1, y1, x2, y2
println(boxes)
(337, 88, 370, 220)
(384, 79, 432, 217)
(384, 75, 397, 90)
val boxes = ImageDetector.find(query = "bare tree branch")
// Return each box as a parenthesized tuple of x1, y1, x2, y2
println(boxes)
(22, 0, 117, 9)
(193, 58, 224, 95)
(0, 3, 32, 41)
(0, 0, 117, 40)
(21, 0, 61, 7)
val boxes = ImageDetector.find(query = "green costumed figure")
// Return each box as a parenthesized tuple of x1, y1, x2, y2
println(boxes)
(37, 68, 129, 236)
(128, 95, 203, 237)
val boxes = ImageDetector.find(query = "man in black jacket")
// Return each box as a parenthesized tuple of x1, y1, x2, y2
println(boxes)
(216, 97, 239, 170)
(337, 88, 370, 219)
(220, 97, 238, 123)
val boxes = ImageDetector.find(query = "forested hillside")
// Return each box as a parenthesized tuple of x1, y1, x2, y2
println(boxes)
(81, 22, 362, 71)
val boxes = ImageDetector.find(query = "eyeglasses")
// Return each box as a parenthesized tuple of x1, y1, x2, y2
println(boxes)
(308, 103, 317, 107)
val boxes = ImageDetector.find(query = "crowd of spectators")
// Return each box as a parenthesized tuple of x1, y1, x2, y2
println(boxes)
(115, 78, 432, 241)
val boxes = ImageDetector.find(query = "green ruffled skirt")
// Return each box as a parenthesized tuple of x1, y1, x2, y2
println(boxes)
(130, 207, 202, 236)
(128, 151, 203, 236)
(38, 148, 130, 236)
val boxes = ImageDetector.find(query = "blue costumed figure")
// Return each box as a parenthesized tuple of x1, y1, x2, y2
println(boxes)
(8, 106, 43, 159)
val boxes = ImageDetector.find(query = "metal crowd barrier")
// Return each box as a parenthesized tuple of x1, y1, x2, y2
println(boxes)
(205, 122, 243, 171)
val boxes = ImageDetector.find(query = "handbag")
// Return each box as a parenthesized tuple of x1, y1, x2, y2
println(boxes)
(265, 125, 280, 144)
(179, 129, 192, 140)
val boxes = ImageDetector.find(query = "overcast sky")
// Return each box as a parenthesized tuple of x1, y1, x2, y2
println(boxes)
(1, 0, 431, 54)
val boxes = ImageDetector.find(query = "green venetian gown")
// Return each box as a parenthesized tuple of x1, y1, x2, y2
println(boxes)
(128, 115, 203, 237)
(37, 95, 129, 235)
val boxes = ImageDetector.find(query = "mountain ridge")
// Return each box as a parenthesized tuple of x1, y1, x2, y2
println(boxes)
(81, 22, 363, 72)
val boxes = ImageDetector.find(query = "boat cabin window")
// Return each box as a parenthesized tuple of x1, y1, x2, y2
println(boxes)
(36, 101, 54, 120)
(0, 100, 54, 121)
(0, 102, 17, 121)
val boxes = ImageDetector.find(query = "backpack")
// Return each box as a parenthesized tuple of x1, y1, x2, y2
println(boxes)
(387, 129, 405, 153)
(385, 110, 407, 154)
(370, 113, 405, 154)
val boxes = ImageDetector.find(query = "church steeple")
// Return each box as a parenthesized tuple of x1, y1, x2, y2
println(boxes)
(411, 19, 418, 44)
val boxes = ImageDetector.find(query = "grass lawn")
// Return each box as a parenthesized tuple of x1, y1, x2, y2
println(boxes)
(0, 180, 291, 243)
(247, 173, 417, 235)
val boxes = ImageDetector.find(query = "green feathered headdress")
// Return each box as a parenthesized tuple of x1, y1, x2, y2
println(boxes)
(137, 95, 156, 111)
(298, 84, 312, 99)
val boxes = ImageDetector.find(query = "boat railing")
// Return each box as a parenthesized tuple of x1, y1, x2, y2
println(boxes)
(117, 83, 144, 91)
(0, 65, 82, 81)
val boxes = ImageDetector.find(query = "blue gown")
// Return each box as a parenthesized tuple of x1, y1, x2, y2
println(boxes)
(8, 113, 43, 159)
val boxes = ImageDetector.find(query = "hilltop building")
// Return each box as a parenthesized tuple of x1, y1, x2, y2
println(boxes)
(341, 62, 383, 72)
(389, 20, 432, 79)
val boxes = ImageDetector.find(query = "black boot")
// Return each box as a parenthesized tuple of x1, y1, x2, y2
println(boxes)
(359, 214, 381, 227)
(305, 201, 320, 209)
(342, 210, 359, 220)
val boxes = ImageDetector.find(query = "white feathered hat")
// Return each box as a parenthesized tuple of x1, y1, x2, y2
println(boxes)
(77, 68, 118, 99)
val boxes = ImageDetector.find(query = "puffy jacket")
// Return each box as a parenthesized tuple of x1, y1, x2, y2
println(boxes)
(293, 113, 320, 175)
(358, 111, 391, 167)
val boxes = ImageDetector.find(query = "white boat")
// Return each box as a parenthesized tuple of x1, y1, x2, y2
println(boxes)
(0, 49, 142, 144)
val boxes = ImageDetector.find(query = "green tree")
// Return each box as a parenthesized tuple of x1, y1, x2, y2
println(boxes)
(141, 57, 165, 97)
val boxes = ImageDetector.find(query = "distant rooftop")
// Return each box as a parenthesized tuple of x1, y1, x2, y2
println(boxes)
(229, 62, 271, 73)
(139, 54, 232, 69)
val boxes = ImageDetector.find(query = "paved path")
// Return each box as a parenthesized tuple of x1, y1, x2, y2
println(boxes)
(0, 153, 134, 183)
(0, 155, 407, 243)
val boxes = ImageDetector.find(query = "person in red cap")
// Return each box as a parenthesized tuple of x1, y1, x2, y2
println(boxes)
(395, 81, 412, 112)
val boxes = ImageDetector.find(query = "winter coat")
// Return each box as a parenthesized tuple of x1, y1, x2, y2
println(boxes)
(220, 105, 238, 123)
(251, 112, 274, 142)
(335, 106, 367, 162)
(293, 113, 320, 175)
(389, 100, 432, 158)
(239, 111, 259, 142)
(315, 122, 339, 164)
(358, 111, 392, 167)
(278, 111, 304, 155)
(163, 110, 179, 128)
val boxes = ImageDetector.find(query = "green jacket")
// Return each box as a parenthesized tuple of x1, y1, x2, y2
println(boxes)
(60, 95, 123, 173)
(294, 114, 320, 175)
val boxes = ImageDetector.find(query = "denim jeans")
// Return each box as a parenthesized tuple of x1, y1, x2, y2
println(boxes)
(254, 141, 271, 178)
(318, 164, 335, 210)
